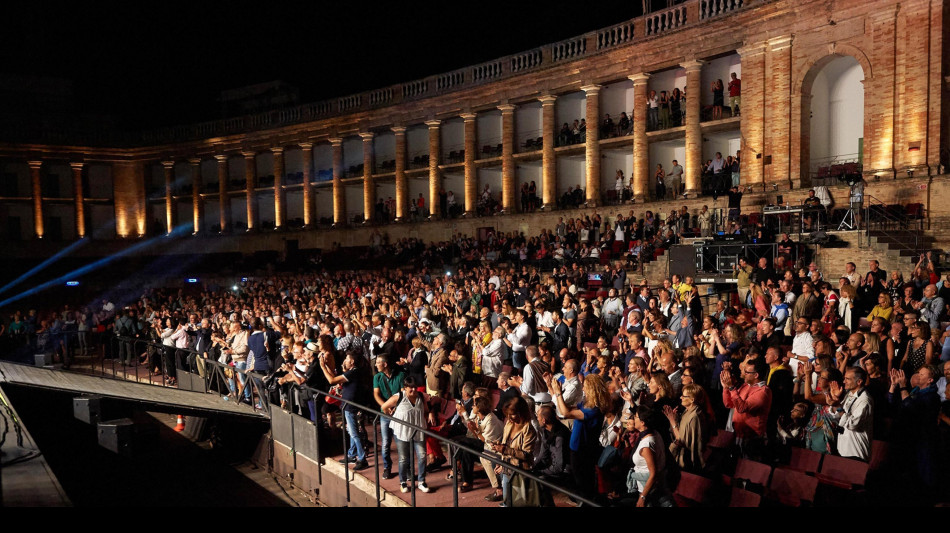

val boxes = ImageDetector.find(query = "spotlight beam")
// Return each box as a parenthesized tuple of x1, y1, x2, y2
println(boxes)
(0, 225, 191, 308)
(0, 238, 88, 296)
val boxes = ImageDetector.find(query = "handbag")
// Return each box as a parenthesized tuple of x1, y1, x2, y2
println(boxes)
(509, 472, 542, 507)
(597, 444, 620, 469)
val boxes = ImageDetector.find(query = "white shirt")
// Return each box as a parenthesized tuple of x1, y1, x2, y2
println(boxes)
(837, 388, 873, 460)
(631, 433, 666, 491)
(508, 322, 531, 352)
(480, 338, 506, 378)
(520, 361, 552, 404)
(788, 331, 815, 377)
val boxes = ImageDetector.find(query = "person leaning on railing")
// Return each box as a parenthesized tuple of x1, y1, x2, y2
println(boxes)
(489, 395, 537, 507)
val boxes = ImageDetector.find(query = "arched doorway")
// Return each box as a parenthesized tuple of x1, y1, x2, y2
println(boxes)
(801, 55, 865, 185)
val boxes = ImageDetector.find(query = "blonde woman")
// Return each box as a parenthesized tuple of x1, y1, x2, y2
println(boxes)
(663, 384, 713, 472)
(839, 283, 858, 333)
(551, 373, 612, 500)
(866, 292, 894, 323)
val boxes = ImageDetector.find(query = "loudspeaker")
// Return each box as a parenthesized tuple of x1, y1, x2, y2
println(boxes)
(73, 395, 102, 424)
(177, 370, 205, 393)
(668, 246, 697, 278)
(35, 353, 52, 367)
(98, 418, 135, 456)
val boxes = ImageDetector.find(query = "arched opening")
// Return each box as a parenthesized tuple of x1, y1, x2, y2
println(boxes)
(803, 55, 865, 184)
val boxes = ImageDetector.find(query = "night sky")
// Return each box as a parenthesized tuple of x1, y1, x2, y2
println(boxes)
(2, 1, 642, 129)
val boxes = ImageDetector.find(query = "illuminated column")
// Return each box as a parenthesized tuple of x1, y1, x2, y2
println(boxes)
(426, 120, 441, 219)
(539, 96, 557, 209)
(681, 61, 704, 196)
(361, 132, 375, 223)
(330, 137, 344, 225)
(162, 160, 175, 234)
(499, 104, 516, 212)
(460, 113, 477, 215)
(271, 147, 285, 229)
(737, 42, 767, 188)
(243, 152, 257, 230)
(300, 143, 314, 227)
(28, 161, 44, 238)
(766, 36, 793, 188)
(189, 158, 202, 234)
(70, 162, 86, 238)
(581, 85, 602, 206)
(629, 73, 650, 201)
(392, 127, 408, 221)
(215, 155, 229, 232)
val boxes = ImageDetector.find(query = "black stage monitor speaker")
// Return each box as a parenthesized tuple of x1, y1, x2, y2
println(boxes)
(668, 245, 697, 278)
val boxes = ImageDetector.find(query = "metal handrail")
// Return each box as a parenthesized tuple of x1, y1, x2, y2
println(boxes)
(862, 194, 924, 253)
(282, 382, 600, 508)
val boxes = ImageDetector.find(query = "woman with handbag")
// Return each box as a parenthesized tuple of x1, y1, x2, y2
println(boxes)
(662, 384, 712, 473)
(490, 396, 537, 507)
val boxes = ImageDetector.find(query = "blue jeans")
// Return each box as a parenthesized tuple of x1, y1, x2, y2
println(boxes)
(513, 351, 527, 371)
(380, 416, 394, 472)
(396, 438, 426, 484)
(228, 361, 247, 399)
(344, 409, 366, 461)
(501, 472, 512, 504)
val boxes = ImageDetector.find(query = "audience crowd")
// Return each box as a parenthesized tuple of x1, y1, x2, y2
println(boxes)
(2, 198, 948, 507)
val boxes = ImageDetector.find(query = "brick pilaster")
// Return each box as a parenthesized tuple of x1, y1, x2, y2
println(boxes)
(271, 148, 284, 228)
(189, 158, 202, 234)
(162, 160, 175, 234)
(766, 36, 793, 188)
(300, 143, 314, 226)
(243, 152, 257, 230)
(361, 133, 376, 224)
(582, 85, 602, 205)
(70, 162, 85, 238)
(426, 120, 441, 219)
(628, 75, 649, 201)
(392, 127, 408, 221)
(499, 105, 516, 212)
(461, 114, 478, 215)
(215, 155, 229, 232)
(737, 43, 767, 188)
(868, 8, 898, 178)
(330, 138, 344, 225)
(681, 61, 704, 195)
(539, 96, 557, 208)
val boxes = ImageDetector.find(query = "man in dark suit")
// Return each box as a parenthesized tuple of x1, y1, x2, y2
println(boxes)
(764, 346, 794, 458)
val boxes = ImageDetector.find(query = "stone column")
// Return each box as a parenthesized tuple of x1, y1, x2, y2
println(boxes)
(539, 96, 557, 209)
(189, 158, 202, 234)
(271, 147, 285, 229)
(392, 127, 408, 221)
(868, 9, 898, 179)
(681, 61, 704, 196)
(300, 143, 314, 227)
(243, 152, 257, 230)
(460, 114, 478, 215)
(425, 120, 441, 219)
(737, 42, 767, 188)
(766, 36, 793, 188)
(581, 85, 602, 206)
(361, 132, 376, 224)
(499, 104, 516, 212)
(28, 161, 44, 238)
(215, 155, 229, 232)
(162, 160, 175, 234)
(70, 162, 85, 238)
(629, 74, 650, 201)
(330, 138, 344, 225)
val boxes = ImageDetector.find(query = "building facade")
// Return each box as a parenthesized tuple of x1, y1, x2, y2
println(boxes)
(0, 0, 945, 253)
